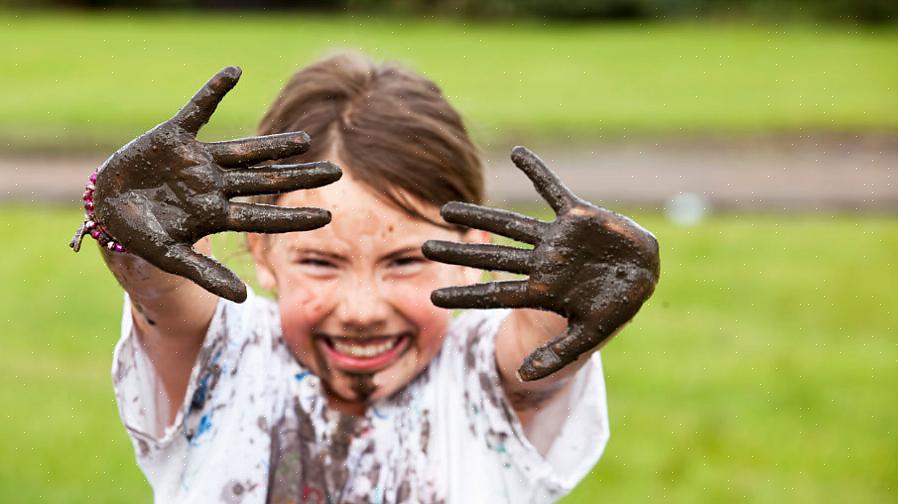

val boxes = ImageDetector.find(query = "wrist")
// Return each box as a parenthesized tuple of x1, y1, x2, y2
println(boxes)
(515, 308, 567, 348)
(70, 168, 126, 253)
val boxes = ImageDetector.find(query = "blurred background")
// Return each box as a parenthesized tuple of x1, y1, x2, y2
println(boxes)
(1, 1, 896, 502)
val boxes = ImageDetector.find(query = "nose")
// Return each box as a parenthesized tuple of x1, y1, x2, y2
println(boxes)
(335, 278, 390, 334)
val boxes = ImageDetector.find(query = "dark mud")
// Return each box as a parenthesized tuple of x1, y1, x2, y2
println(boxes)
(69, 66, 341, 303)
(423, 146, 660, 381)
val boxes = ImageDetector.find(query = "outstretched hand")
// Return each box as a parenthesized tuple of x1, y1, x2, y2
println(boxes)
(422, 147, 660, 381)
(70, 67, 342, 303)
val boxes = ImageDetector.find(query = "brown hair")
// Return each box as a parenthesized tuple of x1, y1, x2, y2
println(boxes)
(255, 51, 483, 228)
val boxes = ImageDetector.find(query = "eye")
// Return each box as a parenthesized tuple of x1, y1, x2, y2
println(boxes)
(387, 255, 426, 275)
(292, 256, 340, 278)
(300, 258, 335, 268)
(391, 256, 424, 268)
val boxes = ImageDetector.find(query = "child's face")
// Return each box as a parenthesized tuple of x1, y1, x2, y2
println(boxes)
(250, 172, 485, 410)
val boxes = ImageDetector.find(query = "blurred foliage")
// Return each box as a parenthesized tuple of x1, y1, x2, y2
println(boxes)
(1, 0, 896, 22)
(2, 14, 897, 152)
(2, 206, 896, 501)
(351, 0, 898, 22)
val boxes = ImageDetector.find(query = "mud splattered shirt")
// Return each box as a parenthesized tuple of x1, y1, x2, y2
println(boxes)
(113, 289, 609, 503)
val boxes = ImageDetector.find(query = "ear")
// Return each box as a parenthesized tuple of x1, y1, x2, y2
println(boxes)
(460, 228, 492, 285)
(246, 233, 277, 291)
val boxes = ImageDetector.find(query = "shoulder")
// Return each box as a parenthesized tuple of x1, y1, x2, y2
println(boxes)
(436, 310, 611, 498)
(112, 288, 298, 499)
(445, 308, 511, 355)
(112, 287, 289, 446)
(215, 287, 280, 341)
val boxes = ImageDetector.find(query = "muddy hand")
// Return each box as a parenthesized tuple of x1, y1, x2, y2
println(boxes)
(422, 146, 660, 381)
(70, 67, 342, 303)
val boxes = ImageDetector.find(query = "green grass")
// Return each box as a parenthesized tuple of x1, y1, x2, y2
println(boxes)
(1, 12, 897, 151)
(1, 205, 896, 502)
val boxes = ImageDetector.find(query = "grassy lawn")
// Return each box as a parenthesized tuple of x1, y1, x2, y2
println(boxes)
(1, 12, 897, 151)
(1, 205, 895, 502)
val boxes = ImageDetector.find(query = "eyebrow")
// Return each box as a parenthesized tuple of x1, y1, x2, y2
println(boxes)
(290, 247, 348, 262)
(380, 246, 422, 262)
(290, 245, 423, 263)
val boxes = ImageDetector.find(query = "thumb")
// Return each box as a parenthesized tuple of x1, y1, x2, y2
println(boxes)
(150, 242, 247, 303)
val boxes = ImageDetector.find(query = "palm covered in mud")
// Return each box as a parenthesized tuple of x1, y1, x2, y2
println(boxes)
(72, 67, 342, 302)
(423, 146, 660, 381)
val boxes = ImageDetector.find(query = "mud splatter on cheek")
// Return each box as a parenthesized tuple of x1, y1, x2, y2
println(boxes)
(288, 285, 315, 305)
(289, 281, 337, 317)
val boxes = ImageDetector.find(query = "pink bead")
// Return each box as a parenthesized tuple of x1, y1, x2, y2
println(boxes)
(114, 244, 124, 253)
(89, 173, 97, 183)
(90, 229, 101, 238)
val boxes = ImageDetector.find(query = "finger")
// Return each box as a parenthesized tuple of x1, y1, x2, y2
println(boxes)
(224, 202, 331, 233)
(518, 324, 603, 381)
(441, 201, 548, 245)
(221, 161, 342, 197)
(171, 66, 242, 135)
(422, 240, 530, 275)
(207, 131, 311, 167)
(152, 242, 247, 303)
(431, 281, 532, 309)
(511, 146, 579, 215)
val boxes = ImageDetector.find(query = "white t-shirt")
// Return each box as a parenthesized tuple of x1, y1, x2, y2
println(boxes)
(112, 289, 610, 503)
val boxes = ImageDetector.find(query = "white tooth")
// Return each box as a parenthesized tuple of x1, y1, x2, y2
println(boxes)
(332, 336, 403, 358)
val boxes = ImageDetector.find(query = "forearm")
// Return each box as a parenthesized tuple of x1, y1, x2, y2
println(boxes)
(102, 237, 217, 334)
(101, 237, 218, 422)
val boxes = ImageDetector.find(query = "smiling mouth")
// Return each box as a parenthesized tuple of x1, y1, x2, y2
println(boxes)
(315, 332, 413, 372)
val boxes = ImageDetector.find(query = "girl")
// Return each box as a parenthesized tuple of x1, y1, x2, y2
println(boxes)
(74, 52, 659, 503)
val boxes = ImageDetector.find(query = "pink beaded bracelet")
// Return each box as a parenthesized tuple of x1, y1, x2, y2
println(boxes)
(69, 170, 126, 253)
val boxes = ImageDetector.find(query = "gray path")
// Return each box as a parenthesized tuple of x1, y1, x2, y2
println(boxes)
(3, 134, 896, 212)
